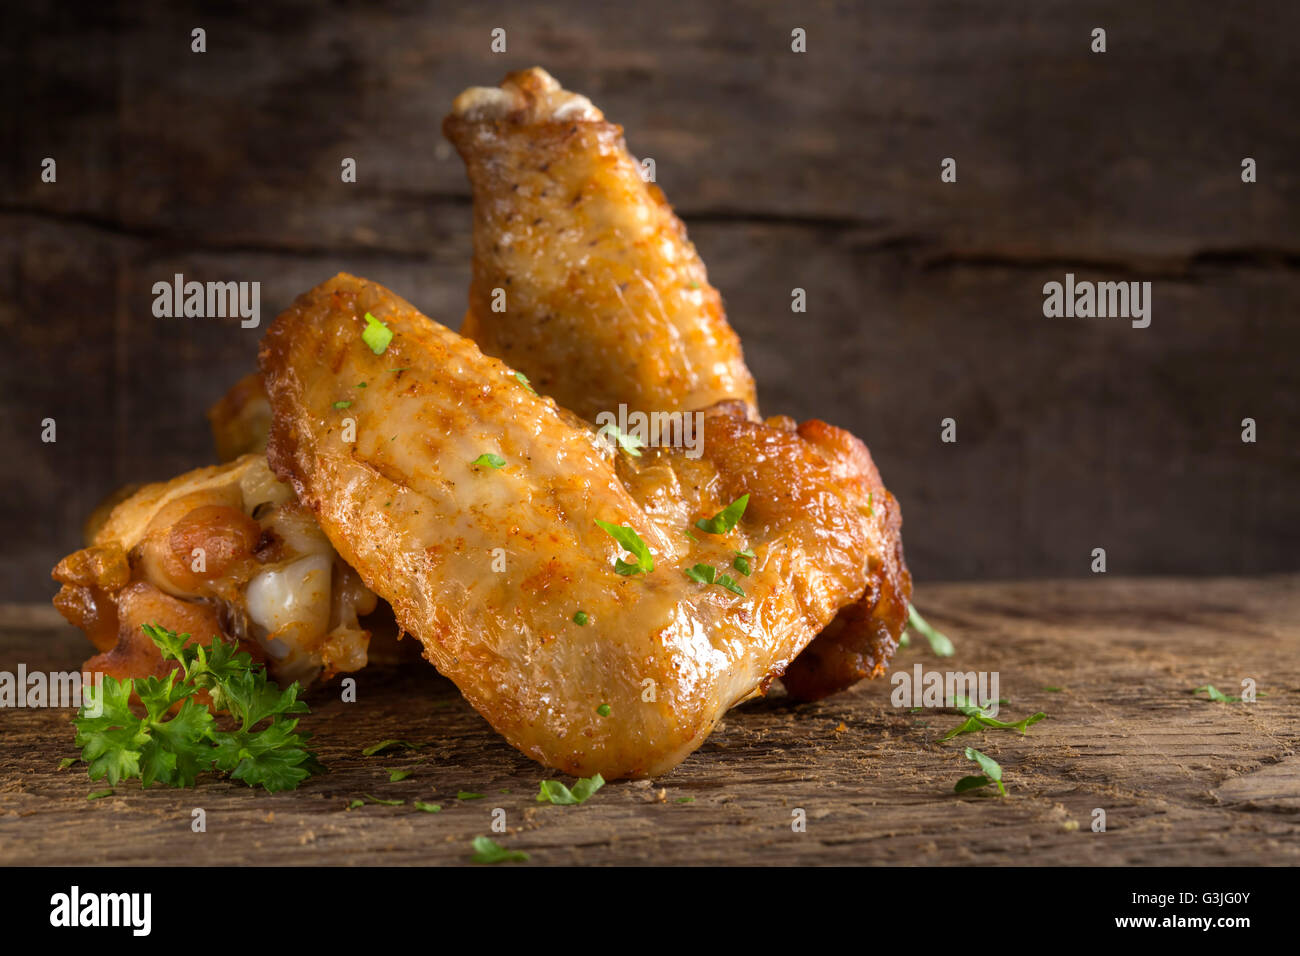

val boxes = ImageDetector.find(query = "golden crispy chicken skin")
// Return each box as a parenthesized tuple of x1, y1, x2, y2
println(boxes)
(446, 68, 910, 701)
(260, 274, 903, 778)
(52, 455, 377, 687)
(444, 67, 757, 422)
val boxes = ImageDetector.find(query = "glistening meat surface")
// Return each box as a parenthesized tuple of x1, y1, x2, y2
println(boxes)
(261, 273, 907, 778)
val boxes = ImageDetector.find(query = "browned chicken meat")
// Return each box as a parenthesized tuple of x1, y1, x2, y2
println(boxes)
(445, 68, 910, 700)
(52, 455, 377, 686)
(260, 273, 906, 778)
(445, 67, 757, 422)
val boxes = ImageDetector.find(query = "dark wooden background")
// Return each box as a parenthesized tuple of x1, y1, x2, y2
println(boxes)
(2, 0, 1297, 601)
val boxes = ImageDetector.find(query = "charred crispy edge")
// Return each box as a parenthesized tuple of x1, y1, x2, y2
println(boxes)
(782, 488, 912, 701)
(775, 419, 911, 701)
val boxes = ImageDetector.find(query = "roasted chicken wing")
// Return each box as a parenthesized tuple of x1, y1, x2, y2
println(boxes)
(260, 274, 903, 778)
(444, 67, 756, 422)
(52, 454, 377, 686)
(445, 68, 910, 700)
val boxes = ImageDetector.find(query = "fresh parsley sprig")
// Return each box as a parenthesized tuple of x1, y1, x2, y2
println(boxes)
(73, 624, 323, 793)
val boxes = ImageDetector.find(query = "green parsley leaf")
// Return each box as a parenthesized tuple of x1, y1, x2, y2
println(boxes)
(716, 574, 745, 597)
(907, 604, 954, 657)
(362, 739, 420, 757)
(361, 312, 392, 355)
(597, 423, 644, 457)
(355, 381, 367, 388)
(695, 494, 749, 535)
(956, 747, 1006, 795)
(675, 796, 695, 803)
(471, 453, 506, 469)
(536, 773, 605, 806)
(733, 548, 755, 576)
(512, 370, 537, 395)
(596, 704, 611, 717)
(413, 801, 442, 813)
(1193, 684, 1263, 703)
(684, 563, 744, 596)
(1044, 686, 1064, 693)
(386, 768, 413, 782)
(940, 699, 1047, 742)
(347, 798, 365, 809)
(954, 775, 994, 794)
(471, 836, 529, 864)
(573, 611, 589, 626)
(360, 793, 404, 806)
(73, 625, 322, 793)
(1196, 684, 1233, 702)
(684, 563, 716, 585)
(87, 789, 114, 800)
(333, 400, 352, 410)
(457, 791, 485, 800)
(594, 519, 654, 575)
(58, 757, 76, 770)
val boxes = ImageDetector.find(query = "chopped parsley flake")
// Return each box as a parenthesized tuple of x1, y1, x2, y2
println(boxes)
(597, 423, 645, 457)
(472, 453, 506, 469)
(471, 836, 528, 864)
(907, 604, 954, 657)
(361, 312, 392, 355)
(512, 371, 537, 395)
(684, 563, 745, 597)
(362, 739, 420, 757)
(954, 747, 1006, 796)
(536, 773, 605, 805)
(594, 519, 654, 575)
(696, 494, 749, 535)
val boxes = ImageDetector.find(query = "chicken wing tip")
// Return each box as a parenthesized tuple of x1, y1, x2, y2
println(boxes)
(448, 66, 602, 124)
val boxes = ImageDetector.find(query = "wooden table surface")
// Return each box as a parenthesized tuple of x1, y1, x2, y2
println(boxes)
(2, 575, 1297, 866)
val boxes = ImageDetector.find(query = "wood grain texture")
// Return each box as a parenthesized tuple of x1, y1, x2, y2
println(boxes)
(1, 1, 1297, 595)
(1, 576, 1296, 866)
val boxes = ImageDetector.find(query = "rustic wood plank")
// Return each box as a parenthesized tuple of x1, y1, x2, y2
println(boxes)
(5, 1, 1297, 257)
(1, 6, 1296, 589)
(3, 215, 1295, 596)
(1, 576, 1296, 866)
